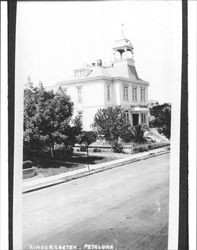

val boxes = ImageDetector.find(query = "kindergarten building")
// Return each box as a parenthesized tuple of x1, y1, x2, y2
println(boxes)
(50, 30, 150, 130)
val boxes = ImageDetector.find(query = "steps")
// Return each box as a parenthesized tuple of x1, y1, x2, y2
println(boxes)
(145, 128, 169, 143)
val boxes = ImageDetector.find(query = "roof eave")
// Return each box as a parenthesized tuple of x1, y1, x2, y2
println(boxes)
(112, 76, 149, 85)
(55, 76, 149, 86)
(56, 76, 113, 86)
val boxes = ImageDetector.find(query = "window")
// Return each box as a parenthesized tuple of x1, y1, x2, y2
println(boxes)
(140, 87, 146, 102)
(107, 84, 111, 101)
(125, 111, 129, 123)
(141, 113, 146, 124)
(74, 68, 92, 78)
(77, 86, 82, 103)
(123, 86, 128, 101)
(63, 87, 67, 94)
(132, 87, 137, 102)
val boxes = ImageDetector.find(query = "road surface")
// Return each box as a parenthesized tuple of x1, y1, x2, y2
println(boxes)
(23, 153, 169, 250)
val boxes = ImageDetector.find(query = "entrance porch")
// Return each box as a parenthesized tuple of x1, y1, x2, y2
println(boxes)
(130, 112, 149, 126)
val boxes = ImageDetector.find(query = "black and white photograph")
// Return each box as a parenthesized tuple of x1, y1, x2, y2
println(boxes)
(0, 1, 196, 250)
(17, 1, 180, 249)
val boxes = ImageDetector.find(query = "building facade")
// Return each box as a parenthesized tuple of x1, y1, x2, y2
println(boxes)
(52, 31, 149, 130)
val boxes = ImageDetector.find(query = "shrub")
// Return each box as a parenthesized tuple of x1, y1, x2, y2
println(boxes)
(133, 147, 139, 153)
(78, 131, 97, 146)
(23, 160, 33, 169)
(80, 144, 87, 152)
(133, 145, 148, 153)
(132, 142, 169, 154)
(150, 103, 171, 139)
(65, 145, 73, 156)
(138, 145, 148, 152)
(130, 125, 146, 143)
(120, 129, 134, 143)
(147, 142, 169, 150)
(93, 147, 101, 152)
(112, 141, 123, 153)
(78, 131, 97, 156)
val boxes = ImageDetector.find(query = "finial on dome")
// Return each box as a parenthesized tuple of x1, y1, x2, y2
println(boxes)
(121, 23, 124, 32)
(120, 23, 126, 40)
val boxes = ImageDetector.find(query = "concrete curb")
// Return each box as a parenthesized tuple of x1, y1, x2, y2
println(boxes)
(23, 147, 170, 194)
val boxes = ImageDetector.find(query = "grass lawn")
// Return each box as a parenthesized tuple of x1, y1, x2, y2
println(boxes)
(32, 152, 119, 178)
(25, 141, 170, 179)
(35, 162, 85, 178)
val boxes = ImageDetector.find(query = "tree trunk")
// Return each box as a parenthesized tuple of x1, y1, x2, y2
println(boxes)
(87, 146, 89, 158)
(87, 146, 90, 172)
(50, 143, 54, 159)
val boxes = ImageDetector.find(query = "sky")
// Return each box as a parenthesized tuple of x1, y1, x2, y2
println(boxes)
(16, 1, 182, 103)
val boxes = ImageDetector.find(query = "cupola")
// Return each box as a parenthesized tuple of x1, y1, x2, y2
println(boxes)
(113, 25, 134, 60)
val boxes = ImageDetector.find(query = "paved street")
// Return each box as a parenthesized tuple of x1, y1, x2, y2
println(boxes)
(23, 153, 169, 250)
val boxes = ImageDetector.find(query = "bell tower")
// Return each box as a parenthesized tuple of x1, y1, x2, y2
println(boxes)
(113, 24, 134, 61)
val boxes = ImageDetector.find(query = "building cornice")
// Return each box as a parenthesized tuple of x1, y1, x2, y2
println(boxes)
(112, 77, 149, 86)
(56, 76, 112, 86)
(56, 76, 149, 86)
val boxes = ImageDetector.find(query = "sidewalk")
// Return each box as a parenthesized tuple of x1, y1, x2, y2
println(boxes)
(23, 146, 170, 194)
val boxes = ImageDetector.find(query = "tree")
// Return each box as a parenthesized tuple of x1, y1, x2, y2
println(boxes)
(77, 131, 97, 172)
(92, 106, 131, 144)
(130, 125, 146, 143)
(78, 131, 97, 155)
(150, 103, 171, 139)
(23, 84, 82, 159)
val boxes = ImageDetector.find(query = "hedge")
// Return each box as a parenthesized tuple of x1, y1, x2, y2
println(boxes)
(133, 142, 169, 153)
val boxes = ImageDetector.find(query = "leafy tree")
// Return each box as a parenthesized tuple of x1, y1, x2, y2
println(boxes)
(149, 103, 171, 139)
(92, 106, 131, 144)
(23, 84, 82, 159)
(77, 131, 97, 156)
(78, 131, 97, 148)
(77, 131, 97, 172)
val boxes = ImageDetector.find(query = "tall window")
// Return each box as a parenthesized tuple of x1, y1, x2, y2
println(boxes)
(125, 111, 129, 123)
(140, 88, 146, 102)
(123, 86, 128, 101)
(77, 86, 82, 103)
(107, 84, 111, 101)
(132, 87, 137, 102)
